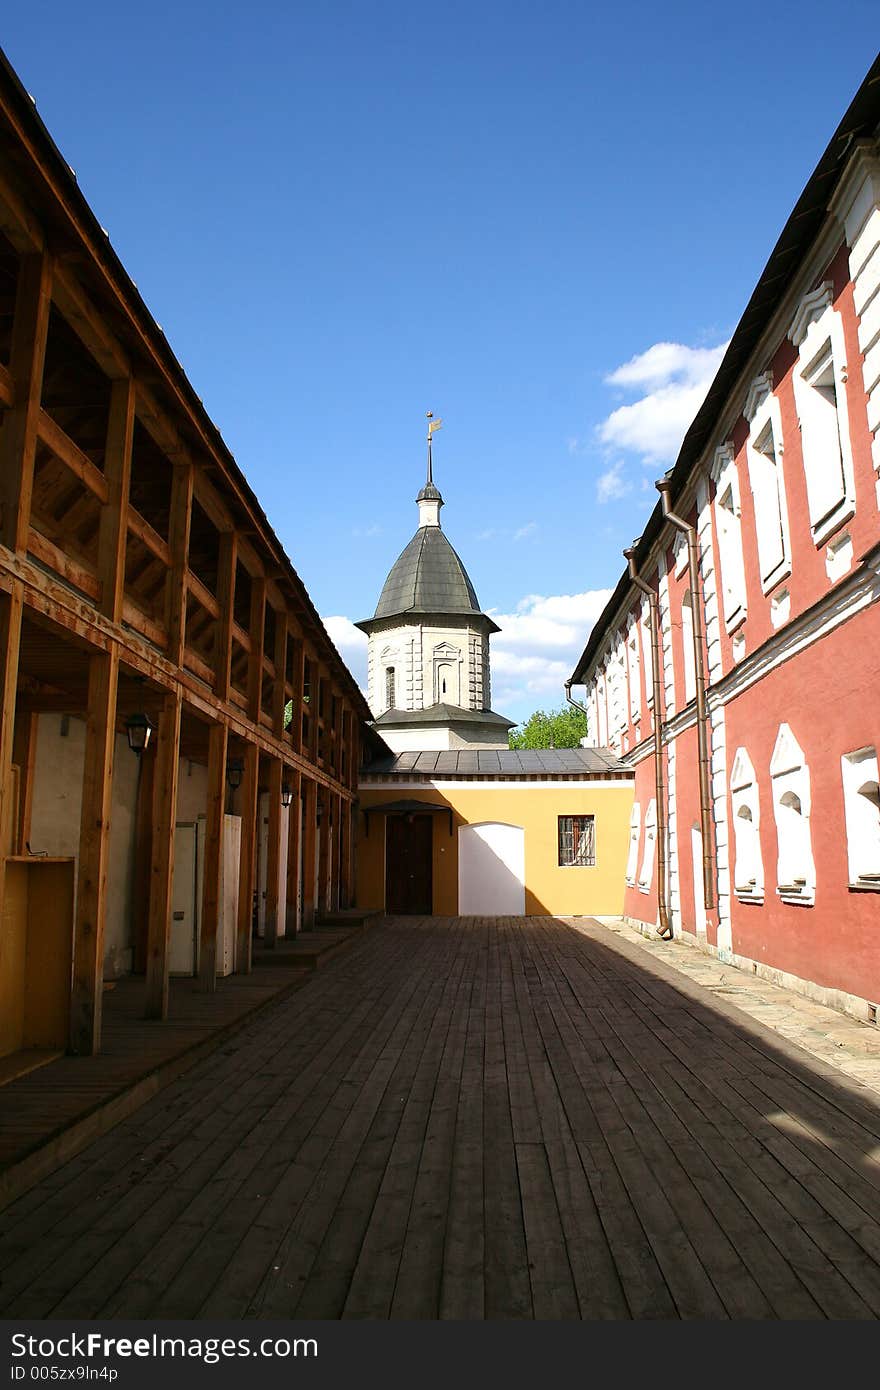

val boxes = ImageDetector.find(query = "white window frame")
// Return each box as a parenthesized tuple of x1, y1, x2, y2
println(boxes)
(640, 600, 653, 708)
(730, 747, 764, 903)
(744, 373, 791, 593)
(627, 622, 640, 721)
(625, 802, 641, 886)
(789, 286, 856, 546)
(841, 746, 880, 890)
(712, 446, 748, 633)
(770, 724, 816, 906)
(638, 799, 657, 894)
(681, 589, 696, 705)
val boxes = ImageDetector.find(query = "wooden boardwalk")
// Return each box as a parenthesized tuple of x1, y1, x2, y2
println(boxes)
(3, 915, 880, 1319)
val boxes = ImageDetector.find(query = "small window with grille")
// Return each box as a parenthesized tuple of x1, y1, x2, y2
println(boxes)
(558, 815, 596, 867)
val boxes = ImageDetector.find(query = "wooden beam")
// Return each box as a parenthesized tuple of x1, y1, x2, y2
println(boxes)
(235, 741, 259, 973)
(127, 506, 171, 567)
(264, 757, 282, 948)
(0, 361, 14, 408)
(0, 252, 52, 552)
(186, 569, 220, 620)
(11, 710, 37, 854)
(27, 526, 101, 601)
(165, 462, 194, 667)
(70, 647, 119, 1054)
(285, 768, 302, 936)
(97, 377, 135, 622)
(0, 583, 23, 857)
(301, 777, 317, 929)
(144, 690, 181, 1019)
(214, 531, 236, 703)
(52, 264, 130, 380)
(247, 577, 267, 723)
(37, 411, 109, 504)
(198, 721, 227, 993)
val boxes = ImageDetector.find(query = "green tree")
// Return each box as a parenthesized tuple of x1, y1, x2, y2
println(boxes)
(508, 704, 588, 750)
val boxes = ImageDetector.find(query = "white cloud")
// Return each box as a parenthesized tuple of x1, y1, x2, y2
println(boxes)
(352, 522, 382, 537)
(596, 459, 632, 503)
(321, 615, 368, 693)
(488, 589, 613, 718)
(597, 338, 729, 465)
(513, 521, 537, 541)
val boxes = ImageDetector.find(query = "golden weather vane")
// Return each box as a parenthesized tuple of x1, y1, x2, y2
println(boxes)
(426, 410, 443, 485)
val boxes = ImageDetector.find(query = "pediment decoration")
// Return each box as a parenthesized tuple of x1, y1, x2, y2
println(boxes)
(743, 371, 773, 423)
(730, 746, 756, 792)
(770, 723, 805, 778)
(710, 443, 734, 482)
(787, 281, 834, 347)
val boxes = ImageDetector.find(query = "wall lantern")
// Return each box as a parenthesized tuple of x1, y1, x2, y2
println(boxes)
(226, 757, 245, 791)
(125, 713, 154, 755)
(281, 782, 293, 808)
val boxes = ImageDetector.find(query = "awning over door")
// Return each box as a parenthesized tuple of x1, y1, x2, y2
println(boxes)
(362, 799, 453, 837)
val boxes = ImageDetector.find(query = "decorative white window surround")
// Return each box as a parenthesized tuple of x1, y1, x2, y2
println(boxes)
(788, 291, 857, 547)
(730, 747, 764, 902)
(673, 535, 688, 579)
(770, 724, 816, 906)
(627, 623, 641, 720)
(841, 746, 880, 890)
(431, 640, 462, 705)
(640, 601, 654, 707)
(626, 802, 641, 886)
(744, 372, 792, 594)
(638, 799, 657, 893)
(711, 446, 748, 633)
(825, 531, 853, 581)
(681, 590, 696, 703)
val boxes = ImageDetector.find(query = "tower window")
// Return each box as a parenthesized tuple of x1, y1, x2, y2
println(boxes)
(385, 667, 395, 710)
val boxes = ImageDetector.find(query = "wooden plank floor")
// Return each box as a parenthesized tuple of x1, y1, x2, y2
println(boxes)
(3, 915, 880, 1319)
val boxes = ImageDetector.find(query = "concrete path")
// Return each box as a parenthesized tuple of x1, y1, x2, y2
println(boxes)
(2, 915, 880, 1320)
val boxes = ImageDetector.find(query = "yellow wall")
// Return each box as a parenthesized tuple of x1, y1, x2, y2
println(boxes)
(356, 782, 633, 917)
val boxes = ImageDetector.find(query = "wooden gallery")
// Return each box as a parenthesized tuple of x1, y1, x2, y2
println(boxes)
(0, 52, 373, 1073)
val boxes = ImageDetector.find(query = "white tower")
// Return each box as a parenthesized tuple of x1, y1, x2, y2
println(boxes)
(356, 416, 514, 752)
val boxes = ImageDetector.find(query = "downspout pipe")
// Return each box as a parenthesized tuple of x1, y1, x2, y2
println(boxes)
(623, 546, 672, 939)
(656, 478, 715, 913)
(563, 679, 590, 723)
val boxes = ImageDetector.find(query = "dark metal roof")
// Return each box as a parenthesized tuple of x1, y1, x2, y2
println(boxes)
(368, 526, 482, 621)
(373, 702, 515, 730)
(569, 55, 880, 688)
(361, 747, 631, 780)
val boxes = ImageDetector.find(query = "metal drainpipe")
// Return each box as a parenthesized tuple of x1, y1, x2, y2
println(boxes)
(563, 679, 590, 723)
(623, 546, 672, 939)
(656, 478, 715, 912)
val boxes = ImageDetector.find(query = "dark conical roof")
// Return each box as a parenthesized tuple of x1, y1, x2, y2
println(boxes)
(373, 526, 481, 619)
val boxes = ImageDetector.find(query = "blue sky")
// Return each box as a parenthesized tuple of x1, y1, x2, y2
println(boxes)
(5, 4, 876, 722)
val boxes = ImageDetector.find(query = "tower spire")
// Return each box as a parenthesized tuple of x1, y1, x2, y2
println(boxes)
(417, 411, 444, 526)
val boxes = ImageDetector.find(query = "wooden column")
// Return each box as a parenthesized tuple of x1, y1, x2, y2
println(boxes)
(301, 777, 317, 929)
(290, 635, 304, 755)
(198, 720, 228, 992)
(144, 691, 182, 1019)
(131, 740, 155, 973)
(70, 647, 120, 1054)
(247, 577, 267, 723)
(272, 610, 288, 738)
(264, 757, 283, 948)
(97, 377, 135, 622)
(330, 791, 342, 911)
(0, 251, 52, 553)
(165, 462, 194, 666)
(317, 788, 330, 918)
(285, 768, 302, 935)
(339, 793, 352, 909)
(235, 742, 259, 972)
(214, 531, 237, 702)
(0, 584, 24, 858)
(11, 709, 36, 854)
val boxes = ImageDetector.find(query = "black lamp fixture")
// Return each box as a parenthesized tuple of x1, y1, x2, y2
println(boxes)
(125, 712, 154, 755)
(226, 757, 244, 791)
(281, 782, 293, 809)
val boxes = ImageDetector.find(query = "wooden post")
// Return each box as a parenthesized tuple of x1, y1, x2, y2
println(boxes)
(339, 793, 352, 909)
(165, 462, 194, 666)
(0, 584, 24, 858)
(272, 610, 288, 738)
(301, 777, 317, 929)
(285, 767, 302, 935)
(11, 710, 36, 855)
(0, 252, 52, 553)
(317, 787, 330, 918)
(330, 791, 342, 911)
(70, 647, 120, 1054)
(235, 741, 259, 972)
(290, 635, 304, 755)
(247, 577, 267, 723)
(97, 377, 135, 622)
(264, 757, 283, 948)
(144, 691, 182, 1019)
(214, 531, 237, 703)
(198, 720, 228, 992)
(131, 739, 155, 973)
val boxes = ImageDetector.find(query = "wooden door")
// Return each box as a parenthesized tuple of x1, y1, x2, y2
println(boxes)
(386, 814, 433, 914)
